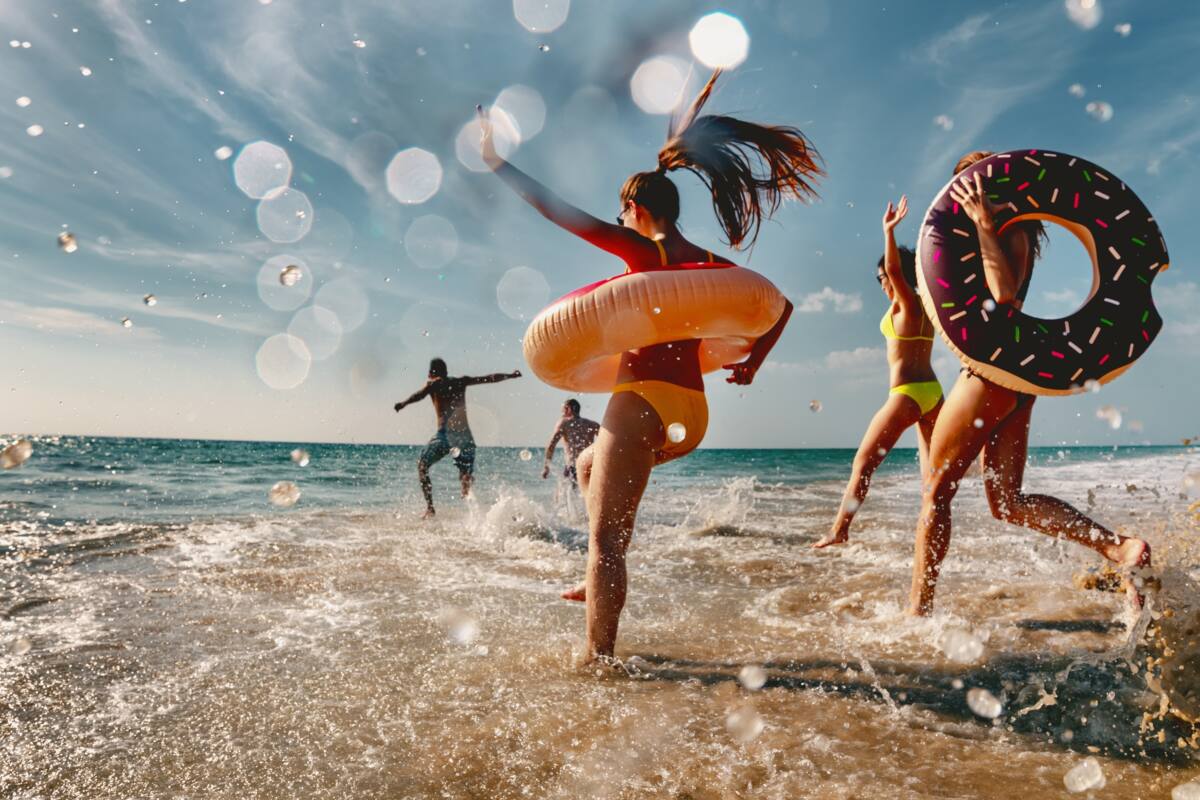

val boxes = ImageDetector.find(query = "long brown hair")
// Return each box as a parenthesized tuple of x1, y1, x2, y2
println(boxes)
(954, 150, 1047, 261)
(620, 70, 823, 249)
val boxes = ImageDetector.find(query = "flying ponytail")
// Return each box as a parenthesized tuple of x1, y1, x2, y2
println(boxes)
(621, 69, 823, 249)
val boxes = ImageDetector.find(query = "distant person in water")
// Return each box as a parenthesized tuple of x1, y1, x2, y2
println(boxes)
(541, 399, 600, 486)
(393, 358, 522, 518)
(815, 197, 943, 548)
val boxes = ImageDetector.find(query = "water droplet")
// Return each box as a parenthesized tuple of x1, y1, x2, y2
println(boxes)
(933, 114, 954, 131)
(57, 232, 78, 253)
(416, 47, 427, 56)
(666, 422, 687, 444)
(982, 299, 996, 312)
(290, 448, 310, 467)
(268, 480, 301, 507)
(1068, 83, 1086, 98)
(279, 265, 303, 287)
(26, 124, 43, 137)
(845, 201, 855, 209)
(519, 449, 532, 461)
(0, 166, 11, 179)
(352, 38, 366, 48)
(1173, 781, 1200, 800)
(444, 609, 479, 645)
(725, 706, 764, 743)
(143, 294, 157, 306)
(1085, 101, 1114, 123)
(738, 665, 767, 691)
(652, 307, 662, 314)
(233, 140, 292, 199)
(120, 317, 132, 328)
(940, 628, 984, 663)
(0, 439, 33, 469)
(1096, 405, 1122, 430)
(1114, 22, 1132, 37)
(449, 447, 461, 458)
(843, 498, 860, 513)
(966, 687, 1003, 719)
(809, 400, 822, 413)
(79, 66, 92, 76)
(15, 96, 31, 108)
(255, 334, 311, 390)
(537, 43, 550, 52)
(973, 417, 984, 429)
(497, 266, 550, 320)
(1064, 757, 1106, 793)
(12, 637, 32, 655)
(1083, 379, 1101, 393)
(214, 145, 233, 160)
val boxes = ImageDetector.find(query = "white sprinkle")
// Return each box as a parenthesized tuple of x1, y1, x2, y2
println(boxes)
(1095, 171, 1110, 181)
(989, 347, 1002, 362)
(1020, 354, 1035, 366)
(1113, 264, 1126, 281)
(1128, 343, 1135, 358)
(1051, 188, 1060, 203)
(949, 311, 966, 321)
(1063, 320, 1070, 334)
(981, 309, 990, 322)
(1089, 327, 1101, 344)
(1148, 262, 1160, 271)
(1094, 190, 1109, 200)
(964, 273, 977, 284)
(1068, 341, 1082, 353)
(1108, 246, 1121, 260)
(1103, 297, 1120, 305)
(1068, 157, 1077, 166)
(953, 228, 971, 237)
(960, 252, 977, 262)
(1114, 209, 1130, 220)
(1024, 156, 1041, 166)
(1071, 367, 1083, 381)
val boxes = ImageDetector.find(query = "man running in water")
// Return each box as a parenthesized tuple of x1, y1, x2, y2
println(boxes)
(541, 399, 600, 487)
(393, 358, 522, 518)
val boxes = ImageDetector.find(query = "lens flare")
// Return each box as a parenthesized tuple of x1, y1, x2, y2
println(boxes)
(256, 187, 314, 243)
(688, 12, 750, 69)
(455, 109, 520, 172)
(385, 147, 442, 204)
(258, 256, 312, 311)
(256, 334, 311, 390)
(496, 266, 550, 320)
(314, 279, 369, 333)
(493, 84, 546, 141)
(233, 141, 292, 199)
(404, 214, 459, 270)
(288, 305, 343, 361)
(630, 56, 688, 115)
(512, 0, 569, 33)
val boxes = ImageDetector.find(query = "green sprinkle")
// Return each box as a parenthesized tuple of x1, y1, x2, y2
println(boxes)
(987, 193, 1000, 200)
(1037, 323, 1049, 334)
(1014, 326, 1021, 343)
(1136, 274, 1149, 284)
(1131, 237, 1146, 246)
(941, 302, 956, 308)
(995, 177, 1011, 183)
(1037, 168, 1046, 181)
(1141, 310, 1150, 323)
(1083, 170, 1092, 182)
(1100, 317, 1114, 326)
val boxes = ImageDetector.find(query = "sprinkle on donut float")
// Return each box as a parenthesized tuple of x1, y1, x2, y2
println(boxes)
(523, 262, 786, 392)
(917, 150, 1169, 396)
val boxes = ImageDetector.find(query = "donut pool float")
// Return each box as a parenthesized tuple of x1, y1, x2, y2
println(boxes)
(523, 263, 786, 392)
(917, 150, 1168, 396)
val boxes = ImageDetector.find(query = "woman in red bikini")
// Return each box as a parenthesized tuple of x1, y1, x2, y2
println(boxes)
(479, 71, 820, 661)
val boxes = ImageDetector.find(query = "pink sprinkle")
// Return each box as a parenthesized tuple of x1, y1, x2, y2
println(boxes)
(1006, 308, 1015, 318)
(1029, 149, 1038, 155)
(1098, 354, 1110, 365)
(1037, 371, 1053, 378)
(936, 277, 950, 288)
(934, 248, 942, 263)
(1016, 182, 1030, 191)
(1142, 329, 1150, 341)
(952, 202, 960, 215)
(1073, 193, 1080, 209)
(1095, 218, 1108, 229)
(961, 328, 968, 341)
(1051, 351, 1065, 359)
(965, 294, 978, 305)
(1004, 163, 1010, 175)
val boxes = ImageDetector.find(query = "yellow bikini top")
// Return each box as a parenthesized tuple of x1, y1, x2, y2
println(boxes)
(880, 308, 934, 342)
(652, 238, 713, 266)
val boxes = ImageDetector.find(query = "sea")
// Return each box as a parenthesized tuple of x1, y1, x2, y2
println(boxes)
(2, 436, 1198, 799)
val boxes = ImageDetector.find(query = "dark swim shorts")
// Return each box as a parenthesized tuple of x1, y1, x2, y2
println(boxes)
(419, 430, 476, 475)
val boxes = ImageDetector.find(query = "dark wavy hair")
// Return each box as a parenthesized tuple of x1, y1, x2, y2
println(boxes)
(619, 70, 823, 249)
(878, 245, 918, 289)
(954, 150, 1046, 261)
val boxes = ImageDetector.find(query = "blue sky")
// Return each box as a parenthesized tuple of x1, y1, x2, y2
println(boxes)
(0, 0, 1196, 448)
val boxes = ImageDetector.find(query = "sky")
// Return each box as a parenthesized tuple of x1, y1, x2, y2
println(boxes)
(0, 0, 1196, 448)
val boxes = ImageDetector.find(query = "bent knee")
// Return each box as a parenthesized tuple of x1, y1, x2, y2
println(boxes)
(987, 491, 1028, 523)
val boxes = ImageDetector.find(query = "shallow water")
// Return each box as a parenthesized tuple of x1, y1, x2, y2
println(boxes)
(1, 438, 1198, 798)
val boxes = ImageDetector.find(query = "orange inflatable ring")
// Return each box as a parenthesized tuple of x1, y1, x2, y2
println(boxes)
(523, 262, 786, 392)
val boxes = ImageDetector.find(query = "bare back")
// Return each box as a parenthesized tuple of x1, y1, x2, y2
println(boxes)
(427, 378, 471, 433)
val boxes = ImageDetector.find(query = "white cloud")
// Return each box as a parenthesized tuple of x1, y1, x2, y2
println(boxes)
(0, 299, 160, 341)
(1042, 288, 1082, 306)
(765, 347, 885, 375)
(796, 287, 863, 313)
(921, 14, 990, 67)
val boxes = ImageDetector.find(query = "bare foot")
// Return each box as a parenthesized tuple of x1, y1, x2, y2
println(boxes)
(561, 582, 586, 602)
(422, 507, 436, 520)
(812, 529, 848, 549)
(1080, 538, 1156, 609)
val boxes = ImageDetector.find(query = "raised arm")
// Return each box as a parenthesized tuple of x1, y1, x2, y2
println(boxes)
(882, 196, 919, 312)
(950, 172, 1029, 304)
(477, 106, 656, 266)
(463, 370, 522, 386)
(541, 421, 563, 479)
(723, 299, 794, 385)
(393, 382, 432, 412)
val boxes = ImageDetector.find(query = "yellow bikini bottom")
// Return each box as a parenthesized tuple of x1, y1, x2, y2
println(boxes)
(612, 380, 708, 463)
(889, 380, 943, 416)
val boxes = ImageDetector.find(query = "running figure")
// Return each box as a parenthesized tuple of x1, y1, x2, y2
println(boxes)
(393, 358, 521, 518)
(909, 152, 1151, 615)
(480, 69, 813, 662)
(541, 399, 600, 486)
(816, 197, 943, 548)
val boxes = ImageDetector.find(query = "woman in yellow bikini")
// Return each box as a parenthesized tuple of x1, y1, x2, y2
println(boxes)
(478, 72, 819, 661)
(815, 195, 943, 548)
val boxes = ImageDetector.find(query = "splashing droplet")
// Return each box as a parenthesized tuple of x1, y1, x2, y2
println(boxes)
(0, 439, 33, 469)
(519, 448, 532, 461)
(57, 232, 78, 253)
(1064, 757, 1106, 793)
(666, 423, 687, 443)
(268, 480, 301, 507)
(809, 400, 822, 413)
(79, 66, 92, 76)
(120, 317, 132, 329)
(966, 687, 1003, 719)
(1068, 83, 1086, 98)
(1083, 379, 1101, 393)
(738, 665, 767, 691)
(26, 124, 44, 137)
(15, 96, 31, 108)
(725, 706, 765, 743)
(933, 114, 954, 131)
(1085, 101, 1114, 122)
(279, 265, 303, 287)
(143, 294, 157, 306)
(352, 38, 366, 48)
(537, 43, 550, 52)
(214, 145, 233, 160)
(973, 417, 984, 429)
(290, 448, 310, 467)
(940, 628, 984, 663)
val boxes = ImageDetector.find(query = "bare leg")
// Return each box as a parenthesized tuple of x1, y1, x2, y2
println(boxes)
(916, 400, 943, 483)
(815, 394, 922, 548)
(910, 373, 1018, 615)
(561, 445, 596, 602)
(981, 400, 1151, 575)
(459, 468, 473, 499)
(580, 391, 660, 661)
(418, 461, 436, 518)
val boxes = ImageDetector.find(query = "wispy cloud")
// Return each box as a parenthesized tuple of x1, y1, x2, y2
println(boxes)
(0, 298, 160, 341)
(795, 287, 863, 313)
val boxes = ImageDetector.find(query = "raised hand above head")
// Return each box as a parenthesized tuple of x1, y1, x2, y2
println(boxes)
(948, 172, 995, 230)
(882, 195, 908, 233)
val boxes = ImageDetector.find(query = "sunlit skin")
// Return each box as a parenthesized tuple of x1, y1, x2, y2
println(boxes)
(908, 163, 1151, 616)
(541, 401, 600, 484)
(815, 196, 942, 548)
(478, 106, 795, 662)
(393, 363, 522, 518)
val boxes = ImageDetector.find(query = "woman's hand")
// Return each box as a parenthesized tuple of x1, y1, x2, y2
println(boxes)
(882, 195, 908, 233)
(723, 359, 759, 385)
(476, 105, 503, 171)
(948, 172, 995, 231)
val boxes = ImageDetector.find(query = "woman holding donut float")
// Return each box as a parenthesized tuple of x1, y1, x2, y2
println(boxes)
(815, 196, 943, 549)
(479, 70, 818, 661)
(909, 149, 1165, 616)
